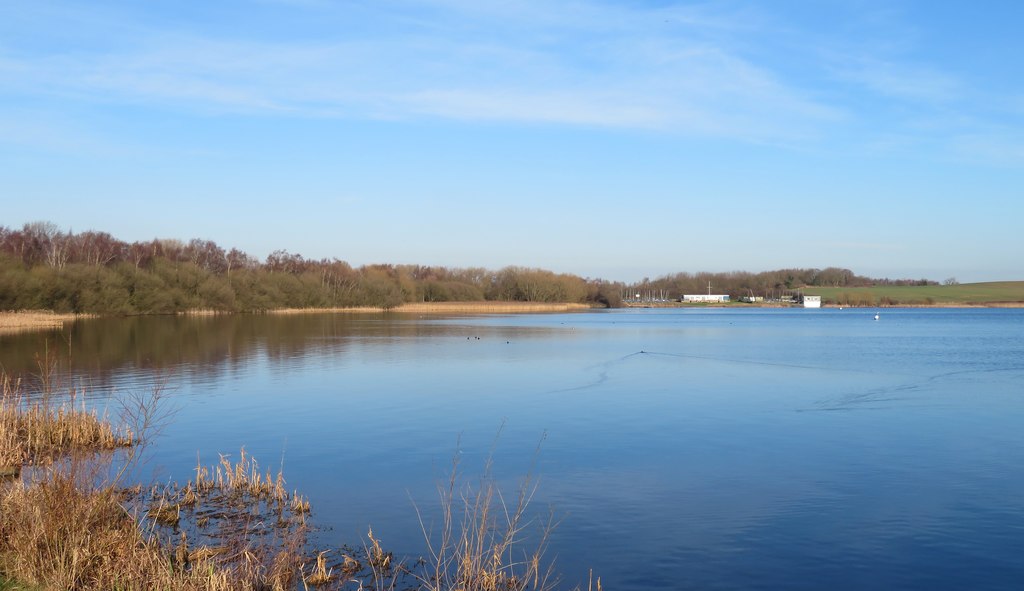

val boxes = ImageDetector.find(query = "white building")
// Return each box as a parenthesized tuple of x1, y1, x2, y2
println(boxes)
(682, 294, 730, 303)
(802, 295, 821, 308)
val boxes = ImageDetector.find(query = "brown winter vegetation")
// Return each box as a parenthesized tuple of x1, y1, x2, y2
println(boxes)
(0, 454, 313, 590)
(395, 302, 592, 314)
(0, 222, 620, 315)
(271, 302, 593, 315)
(0, 368, 305, 590)
(0, 375, 132, 474)
(0, 312, 87, 336)
(0, 361, 312, 590)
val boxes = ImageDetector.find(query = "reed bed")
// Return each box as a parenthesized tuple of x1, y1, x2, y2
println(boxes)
(268, 306, 385, 315)
(397, 302, 591, 314)
(0, 311, 85, 335)
(130, 448, 314, 590)
(177, 309, 233, 316)
(0, 370, 308, 590)
(0, 447, 311, 590)
(0, 375, 132, 470)
(269, 302, 591, 315)
(0, 465, 305, 590)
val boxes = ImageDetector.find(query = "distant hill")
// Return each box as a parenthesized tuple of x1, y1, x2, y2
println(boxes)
(802, 281, 1024, 306)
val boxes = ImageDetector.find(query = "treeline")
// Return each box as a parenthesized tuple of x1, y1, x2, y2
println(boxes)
(627, 268, 937, 300)
(0, 222, 622, 314)
(0, 221, 939, 314)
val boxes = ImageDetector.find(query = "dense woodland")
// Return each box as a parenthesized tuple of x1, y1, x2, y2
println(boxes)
(0, 222, 935, 314)
(0, 222, 620, 313)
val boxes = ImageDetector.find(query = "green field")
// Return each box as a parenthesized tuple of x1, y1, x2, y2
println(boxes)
(802, 281, 1024, 306)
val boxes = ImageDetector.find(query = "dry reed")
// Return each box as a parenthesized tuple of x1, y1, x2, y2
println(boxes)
(0, 461, 259, 590)
(291, 491, 311, 514)
(302, 550, 335, 587)
(385, 433, 562, 591)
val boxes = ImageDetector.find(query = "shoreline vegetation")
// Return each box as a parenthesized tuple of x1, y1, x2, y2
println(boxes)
(5, 281, 1024, 338)
(4, 292, 1024, 335)
(0, 366, 596, 591)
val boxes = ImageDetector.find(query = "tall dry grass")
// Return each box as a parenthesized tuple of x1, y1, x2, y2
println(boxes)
(0, 374, 133, 471)
(0, 447, 309, 590)
(0, 462, 303, 590)
(391, 435, 563, 591)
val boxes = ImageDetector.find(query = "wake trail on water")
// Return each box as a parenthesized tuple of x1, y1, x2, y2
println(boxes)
(544, 351, 646, 394)
(803, 365, 1024, 412)
(544, 349, 883, 396)
(637, 350, 882, 374)
(546, 351, 1024, 412)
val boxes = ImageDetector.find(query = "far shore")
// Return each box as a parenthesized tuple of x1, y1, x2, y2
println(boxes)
(5, 299, 1024, 335)
(624, 301, 1024, 309)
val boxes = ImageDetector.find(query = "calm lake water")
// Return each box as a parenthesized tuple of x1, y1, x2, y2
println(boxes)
(3, 308, 1024, 590)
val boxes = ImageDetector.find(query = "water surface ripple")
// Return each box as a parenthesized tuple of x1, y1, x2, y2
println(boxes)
(2, 308, 1022, 590)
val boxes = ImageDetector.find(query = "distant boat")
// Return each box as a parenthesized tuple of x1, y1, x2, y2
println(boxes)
(874, 313, 880, 321)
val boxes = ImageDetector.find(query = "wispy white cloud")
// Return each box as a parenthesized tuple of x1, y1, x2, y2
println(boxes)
(0, 0, 842, 143)
(397, 89, 666, 128)
(4, 0, 1023, 163)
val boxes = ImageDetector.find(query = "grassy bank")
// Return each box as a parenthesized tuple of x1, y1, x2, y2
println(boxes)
(801, 281, 1024, 306)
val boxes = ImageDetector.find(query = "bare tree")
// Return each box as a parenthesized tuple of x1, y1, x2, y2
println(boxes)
(22, 221, 69, 270)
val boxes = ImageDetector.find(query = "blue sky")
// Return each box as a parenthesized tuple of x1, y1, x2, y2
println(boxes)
(1, 0, 1022, 282)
